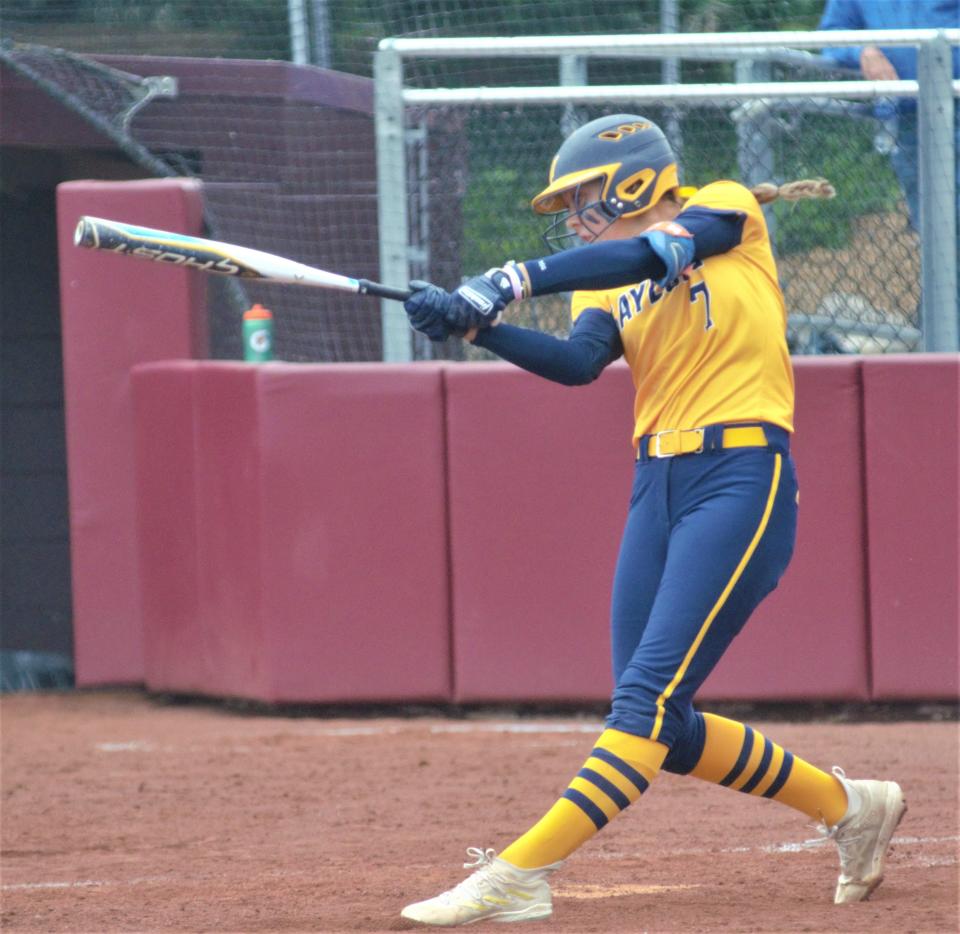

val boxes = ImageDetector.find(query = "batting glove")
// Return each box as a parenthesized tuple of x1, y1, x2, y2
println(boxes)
(638, 221, 695, 288)
(404, 281, 454, 342)
(447, 265, 524, 333)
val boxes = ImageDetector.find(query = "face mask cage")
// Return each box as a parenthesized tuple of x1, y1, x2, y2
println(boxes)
(539, 181, 622, 253)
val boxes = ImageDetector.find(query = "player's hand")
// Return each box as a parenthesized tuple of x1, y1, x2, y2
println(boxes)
(404, 281, 455, 342)
(447, 266, 523, 333)
(639, 221, 695, 288)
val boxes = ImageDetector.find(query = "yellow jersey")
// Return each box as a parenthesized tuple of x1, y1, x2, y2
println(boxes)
(570, 180, 795, 444)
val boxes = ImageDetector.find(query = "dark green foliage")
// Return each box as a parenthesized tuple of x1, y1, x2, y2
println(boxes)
(5, 0, 896, 260)
(773, 115, 901, 253)
(460, 107, 560, 271)
(681, 0, 823, 32)
(461, 166, 547, 272)
(5, 0, 827, 70)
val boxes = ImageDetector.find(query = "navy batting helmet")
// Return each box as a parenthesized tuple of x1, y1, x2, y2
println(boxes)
(532, 114, 680, 221)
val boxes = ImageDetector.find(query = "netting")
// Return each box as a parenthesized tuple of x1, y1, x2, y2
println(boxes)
(0, 40, 177, 159)
(3, 2, 954, 358)
(3, 2, 830, 74)
(409, 96, 923, 358)
(1, 39, 384, 360)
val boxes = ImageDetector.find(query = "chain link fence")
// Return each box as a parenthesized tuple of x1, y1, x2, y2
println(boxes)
(3, 4, 957, 359)
(0, 1, 831, 75)
(1, 39, 386, 361)
(405, 98, 920, 358)
(378, 33, 958, 360)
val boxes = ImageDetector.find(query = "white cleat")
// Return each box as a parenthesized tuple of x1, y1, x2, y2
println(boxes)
(830, 767, 907, 904)
(401, 847, 561, 926)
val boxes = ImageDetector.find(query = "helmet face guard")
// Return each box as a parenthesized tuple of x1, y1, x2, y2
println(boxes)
(540, 177, 621, 252)
(532, 115, 680, 251)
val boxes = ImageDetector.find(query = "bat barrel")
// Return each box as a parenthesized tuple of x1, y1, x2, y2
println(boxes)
(69, 215, 411, 303)
(74, 216, 98, 249)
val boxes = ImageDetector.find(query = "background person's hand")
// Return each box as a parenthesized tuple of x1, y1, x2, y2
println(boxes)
(860, 46, 898, 81)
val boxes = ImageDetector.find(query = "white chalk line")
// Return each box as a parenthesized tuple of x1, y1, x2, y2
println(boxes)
(95, 741, 155, 752)
(4, 880, 105, 891)
(430, 722, 603, 734)
(3, 876, 168, 892)
(90, 722, 606, 748)
(554, 882, 702, 899)
(590, 833, 959, 862)
(748, 833, 958, 856)
(314, 723, 604, 737)
(885, 834, 960, 846)
(6, 835, 955, 895)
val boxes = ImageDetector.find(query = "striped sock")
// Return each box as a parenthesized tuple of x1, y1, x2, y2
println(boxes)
(688, 713, 848, 826)
(499, 728, 667, 870)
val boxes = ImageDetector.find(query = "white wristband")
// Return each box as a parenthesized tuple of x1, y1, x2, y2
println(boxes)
(501, 263, 525, 302)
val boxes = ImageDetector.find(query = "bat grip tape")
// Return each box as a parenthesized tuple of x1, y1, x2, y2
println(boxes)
(358, 279, 413, 302)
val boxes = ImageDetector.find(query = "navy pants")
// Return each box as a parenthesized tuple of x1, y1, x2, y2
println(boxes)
(604, 424, 798, 772)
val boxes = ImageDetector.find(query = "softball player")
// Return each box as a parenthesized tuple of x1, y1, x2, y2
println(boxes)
(400, 114, 906, 927)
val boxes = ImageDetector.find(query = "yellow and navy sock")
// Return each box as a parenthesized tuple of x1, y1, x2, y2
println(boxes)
(499, 728, 667, 869)
(688, 713, 848, 826)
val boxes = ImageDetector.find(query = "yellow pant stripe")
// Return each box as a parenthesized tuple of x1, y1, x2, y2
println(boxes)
(650, 453, 783, 741)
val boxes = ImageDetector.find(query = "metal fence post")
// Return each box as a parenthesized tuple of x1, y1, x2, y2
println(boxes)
(286, 0, 310, 64)
(917, 34, 958, 351)
(374, 47, 413, 362)
(311, 0, 332, 68)
(559, 55, 587, 137)
(660, 0, 683, 154)
(735, 60, 777, 245)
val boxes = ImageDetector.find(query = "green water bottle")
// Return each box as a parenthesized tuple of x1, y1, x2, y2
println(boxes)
(243, 304, 273, 362)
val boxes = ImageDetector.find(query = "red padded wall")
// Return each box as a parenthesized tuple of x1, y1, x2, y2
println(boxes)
(447, 358, 871, 704)
(700, 358, 870, 700)
(129, 354, 956, 706)
(863, 355, 959, 699)
(192, 364, 268, 695)
(57, 179, 208, 685)
(254, 363, 451, 702)
(132, 363, 204, 691)
(133, 362, 452, 703)
(445, 362, 634, 702)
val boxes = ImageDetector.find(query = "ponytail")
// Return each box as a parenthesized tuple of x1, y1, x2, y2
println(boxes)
(750, 178, 836, 205)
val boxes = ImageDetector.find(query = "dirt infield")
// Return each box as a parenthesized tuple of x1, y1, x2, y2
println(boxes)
(2, 692, 957, 933)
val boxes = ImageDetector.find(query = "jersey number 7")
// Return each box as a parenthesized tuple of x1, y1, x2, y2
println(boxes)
(690, 281, 713, 331)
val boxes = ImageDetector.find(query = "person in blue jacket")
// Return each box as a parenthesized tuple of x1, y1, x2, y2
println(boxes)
(818, 0, 959, 236)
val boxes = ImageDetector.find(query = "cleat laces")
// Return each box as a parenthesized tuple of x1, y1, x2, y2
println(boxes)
(833, 827, 866, 880)
(400, 845, 558, 924)
(827, 766, 864, 879)
(463, 846, 497, 870)
(436, 847, 524, 908)
(817, 816, 859, 879)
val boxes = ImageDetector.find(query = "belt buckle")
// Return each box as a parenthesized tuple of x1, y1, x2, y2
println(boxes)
(653, 429, 679, 458)
(653, 428, 705, 458)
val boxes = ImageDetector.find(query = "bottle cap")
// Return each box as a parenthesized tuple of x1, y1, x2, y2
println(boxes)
(243, 303, 273, 320)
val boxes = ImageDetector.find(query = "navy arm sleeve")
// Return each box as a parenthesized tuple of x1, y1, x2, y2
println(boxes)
(522, 206, 746, 296)
(473, 308, 622, 387)
(675, 206, 746, 258)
